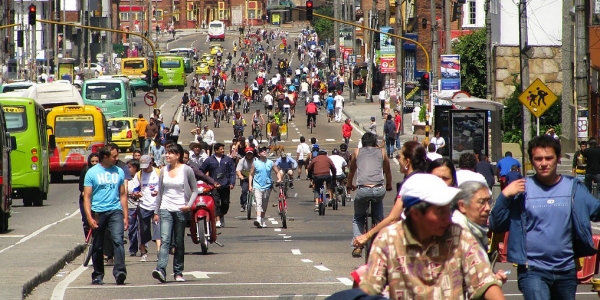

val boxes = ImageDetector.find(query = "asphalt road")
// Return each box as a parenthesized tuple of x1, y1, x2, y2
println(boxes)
(0, 29, 596, 300)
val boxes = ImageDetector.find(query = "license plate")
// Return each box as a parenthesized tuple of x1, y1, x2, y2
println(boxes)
(70, 156, 83, 161)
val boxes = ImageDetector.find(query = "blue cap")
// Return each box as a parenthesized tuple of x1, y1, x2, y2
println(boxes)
(312, 144, 319, 149)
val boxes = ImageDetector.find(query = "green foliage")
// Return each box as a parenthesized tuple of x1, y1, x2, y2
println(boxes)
(311, 7, 334, 42)
(452, 29, 487, 98)
(418, 105, 426, 122)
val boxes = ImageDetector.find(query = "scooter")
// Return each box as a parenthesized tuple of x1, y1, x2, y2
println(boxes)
(189, 181, 224, 254)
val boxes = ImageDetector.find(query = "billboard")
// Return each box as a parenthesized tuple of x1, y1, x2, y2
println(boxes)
(440, 54, 461, 92)
(379, 26, 396, 74)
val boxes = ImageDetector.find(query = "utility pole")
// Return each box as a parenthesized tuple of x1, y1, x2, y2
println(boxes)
(574, 0, 588, 140)
(444, 0, 451, 54)
(519, 0, 531, 174)
(333, 0, 339, 65)
(485, 0, 492, 99)
(62, 0, 66, 58)
(430, 0, 438, 111)
(350, 6, 357, 105)
(395, 0, 403, 132)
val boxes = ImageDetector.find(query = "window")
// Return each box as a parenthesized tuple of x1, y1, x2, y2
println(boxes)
(3, 106, 27, 132)
(85, 83, 123, 101)
(187, 3, 198, 20)
(155, 9, 163, 20)
(219, 9, 230, 20)
(173, 9, 180, 21)
(467, 0, 476, 25)
(120, 13, 130, 21)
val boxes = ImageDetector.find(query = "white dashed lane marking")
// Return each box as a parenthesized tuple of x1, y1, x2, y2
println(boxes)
(314, 265, 331, 271)
(291, 249, 302, 255)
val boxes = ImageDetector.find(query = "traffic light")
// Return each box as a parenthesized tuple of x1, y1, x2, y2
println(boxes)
(143, 69, 152, 87)
(306, 0, 313, 21)
(152, 70, 160, 89)
(28, 4, 36, 26)
(17, 30, 23, 48)
(419, 73, 430, 90)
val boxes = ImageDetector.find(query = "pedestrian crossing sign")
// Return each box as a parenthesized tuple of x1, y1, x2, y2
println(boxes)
(518, 78, 558, 118)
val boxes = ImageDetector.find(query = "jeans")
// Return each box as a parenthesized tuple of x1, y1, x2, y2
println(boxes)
(576, 174, 585, 183)
(156, 209, 186, 277)
(127, 208, 139, 255)
(91, 209, 127, 281)
(138, 137, 146, 154)
(385, 136, 395, 158)
(240, 178, 249, 207)
(352, 186, 386, 240)
(313, 175, 332, 198)
(211, 188, 231, 217)
(144, 138, 152, 155)
(585, 174, 600, 193)
(395, 132, 401, 149)
(517, 265, 577, 300)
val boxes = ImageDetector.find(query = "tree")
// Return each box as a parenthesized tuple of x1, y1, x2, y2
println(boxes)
(452, 29, 487, 98)
(311, 6, 334, 42)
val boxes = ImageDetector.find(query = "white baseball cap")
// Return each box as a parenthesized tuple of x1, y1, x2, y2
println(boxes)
(456, 170, 492, 195)
(400, 174, 461, 207)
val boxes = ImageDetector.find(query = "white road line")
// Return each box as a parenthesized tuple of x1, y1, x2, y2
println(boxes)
(283, 236, 291, 239)
(0, 235, 25, 238)
(69, 281, 343, 290)
(271, 220, 279, 225)
(50, 265, 88, 300)
(268, 217, 276, 221)
(314, 265, 331, 271)
(325, 139, 335, 142)
(0, 209, 79, 254)
(291, 249, 301, 255)
(278, 233, 286, 236)
(224, 140, 233, 143)
(158, 93, 181, 111)
(301, 259, 313, 263)
(292, 139, 300, 142)
(273, 228, 282, 232)
(337, 277, 354, 286)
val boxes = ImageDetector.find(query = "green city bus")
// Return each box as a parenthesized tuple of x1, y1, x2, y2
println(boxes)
(0, 96, 49, 206)
(82, 77, 135, 118)
(157, 55, 186, 92)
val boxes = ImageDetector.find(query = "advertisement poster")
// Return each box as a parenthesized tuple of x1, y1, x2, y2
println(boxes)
(58, 63, 75, 84)
(440, 54, 460, 92)
(448, 110, 488, 162)
(379, 26, 396, 74)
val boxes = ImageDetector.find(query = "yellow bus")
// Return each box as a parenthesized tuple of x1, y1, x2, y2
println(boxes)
(120, 58, 151, 91)
(46, 105, 108, 183)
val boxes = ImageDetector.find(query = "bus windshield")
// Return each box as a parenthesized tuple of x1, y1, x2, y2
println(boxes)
(55, 115, 95, 137)
(3, 106, 27, 132)
(85, 82, 123, 100)
(2, 85, 31, 93)
(160, 60, 181, 68)
(123, 60, 145, 69)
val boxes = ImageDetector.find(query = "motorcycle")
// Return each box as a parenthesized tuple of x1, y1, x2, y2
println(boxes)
(189, 181, 224, 254)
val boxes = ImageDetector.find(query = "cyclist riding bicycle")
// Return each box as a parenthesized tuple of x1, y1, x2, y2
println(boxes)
(181, 92, 191, 117)
(242, 85, 252, 101)
(307, 149, 336, 211)
(232, 111, 246, 138)
(305, 100, 318, 129)
(211, 97, 225, 118)
(275, 153, 297, 189)
(251, 80, 260, 101)
(251, 109, 265, 133)
(232, 89, 241, 107)
(224, 93, 234, 111)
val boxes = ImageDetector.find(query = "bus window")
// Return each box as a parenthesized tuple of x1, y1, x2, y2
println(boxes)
(123, 60, 145, 69)
(55, 115, 95, 137)
(160, 60, 181, 68)
(3, 106, 27, 132)
(85, 82, 123, 100)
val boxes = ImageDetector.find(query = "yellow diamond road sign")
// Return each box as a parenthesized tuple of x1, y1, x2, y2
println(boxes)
(518, 78, 558, 118)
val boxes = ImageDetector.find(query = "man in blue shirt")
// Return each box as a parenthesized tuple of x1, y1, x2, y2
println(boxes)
(200, 142, 236, 228)
(275, 153, 298, 189)
(249, 146, 282, 228)
(83, 144, 128, 285)
(496, 151, 521, 190)
(326, 93, 335, 121)
(490, 135, 600, 300)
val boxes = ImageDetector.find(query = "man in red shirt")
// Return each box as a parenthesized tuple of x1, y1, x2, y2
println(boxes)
(306, 101, 318, 129)
(393, 108, 402, 149)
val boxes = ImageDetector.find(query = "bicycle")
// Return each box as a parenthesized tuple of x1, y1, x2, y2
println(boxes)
(252, 123, 263, 144)
(182, 104, 190, 121)
(317, 182, 326, 216)
(203, 103, 211, 122)
(82, 227, 94, 267)
(335, 178, 349, 207)
(276, 183, 288, 229)
(214, 109, 222, 128)
(243, 98, 251, 114)
(308, 115, 315, 134)
(246, 189, 255, 220)
(283, 107, 291, 124)
(225, 108, 233, 123)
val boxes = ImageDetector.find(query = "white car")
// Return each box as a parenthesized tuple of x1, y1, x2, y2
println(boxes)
(75, 63, 104, 76)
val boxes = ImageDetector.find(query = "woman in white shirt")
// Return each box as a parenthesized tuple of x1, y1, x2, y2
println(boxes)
(151, 144, 198, 283)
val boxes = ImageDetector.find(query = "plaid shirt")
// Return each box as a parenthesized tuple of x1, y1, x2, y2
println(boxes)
(360, 221, 501, 300)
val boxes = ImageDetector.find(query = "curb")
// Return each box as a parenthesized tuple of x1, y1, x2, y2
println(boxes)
(22, 244, 85, 299)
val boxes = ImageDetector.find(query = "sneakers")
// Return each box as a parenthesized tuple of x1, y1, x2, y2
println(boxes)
(261, 222, 267, 228)
(216, 220, 222, 228)
(289, 183, 294, 189)
(314, 205, 319, 212)
(129, 252, 137, 257)
(240, 206, 246, 212)
(116, 272, 126, 285)
(152, 269, 166, 283)
(254, 220, 262, 228)
(175, 275, 186, 282)
(140, 254, 148, 262)
(91, 278, 104, 285)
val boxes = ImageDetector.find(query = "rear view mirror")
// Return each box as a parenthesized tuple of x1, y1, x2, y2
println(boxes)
(48, 135, 56, 149)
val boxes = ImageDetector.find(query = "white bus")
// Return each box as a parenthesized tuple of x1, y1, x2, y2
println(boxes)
(21, 82, 84, 110)
(208, 21, 225, 41)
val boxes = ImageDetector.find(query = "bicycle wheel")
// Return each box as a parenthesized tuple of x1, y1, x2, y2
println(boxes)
(332, 189, 339, 210)
(281, 205, 287, 229)
(341, 186, 347, 207)
(246, 193, 253, 220)
(364, 204, 372, 264)
(82, 229, 93, 267)
(310, 120, 313, 134)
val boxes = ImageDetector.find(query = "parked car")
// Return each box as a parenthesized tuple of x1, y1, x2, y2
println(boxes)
(107, 117, 139, 153)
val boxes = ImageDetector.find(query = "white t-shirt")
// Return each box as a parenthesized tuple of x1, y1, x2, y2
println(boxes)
(132, 168, 161, 211)
(201, 129, 215, 145)
(160, 166, 186, 212)
(426, 152, 443, 161)
(300, 82, 309, 92)
(379, 90, 387, 101)
(334, 95, 344, 108)
(264, 94, 274, 106)
(329, 155, 347, 176)
(296, 143, 310, 160)
(312, 94, 320, 103)
(430, 136, 446, 150)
